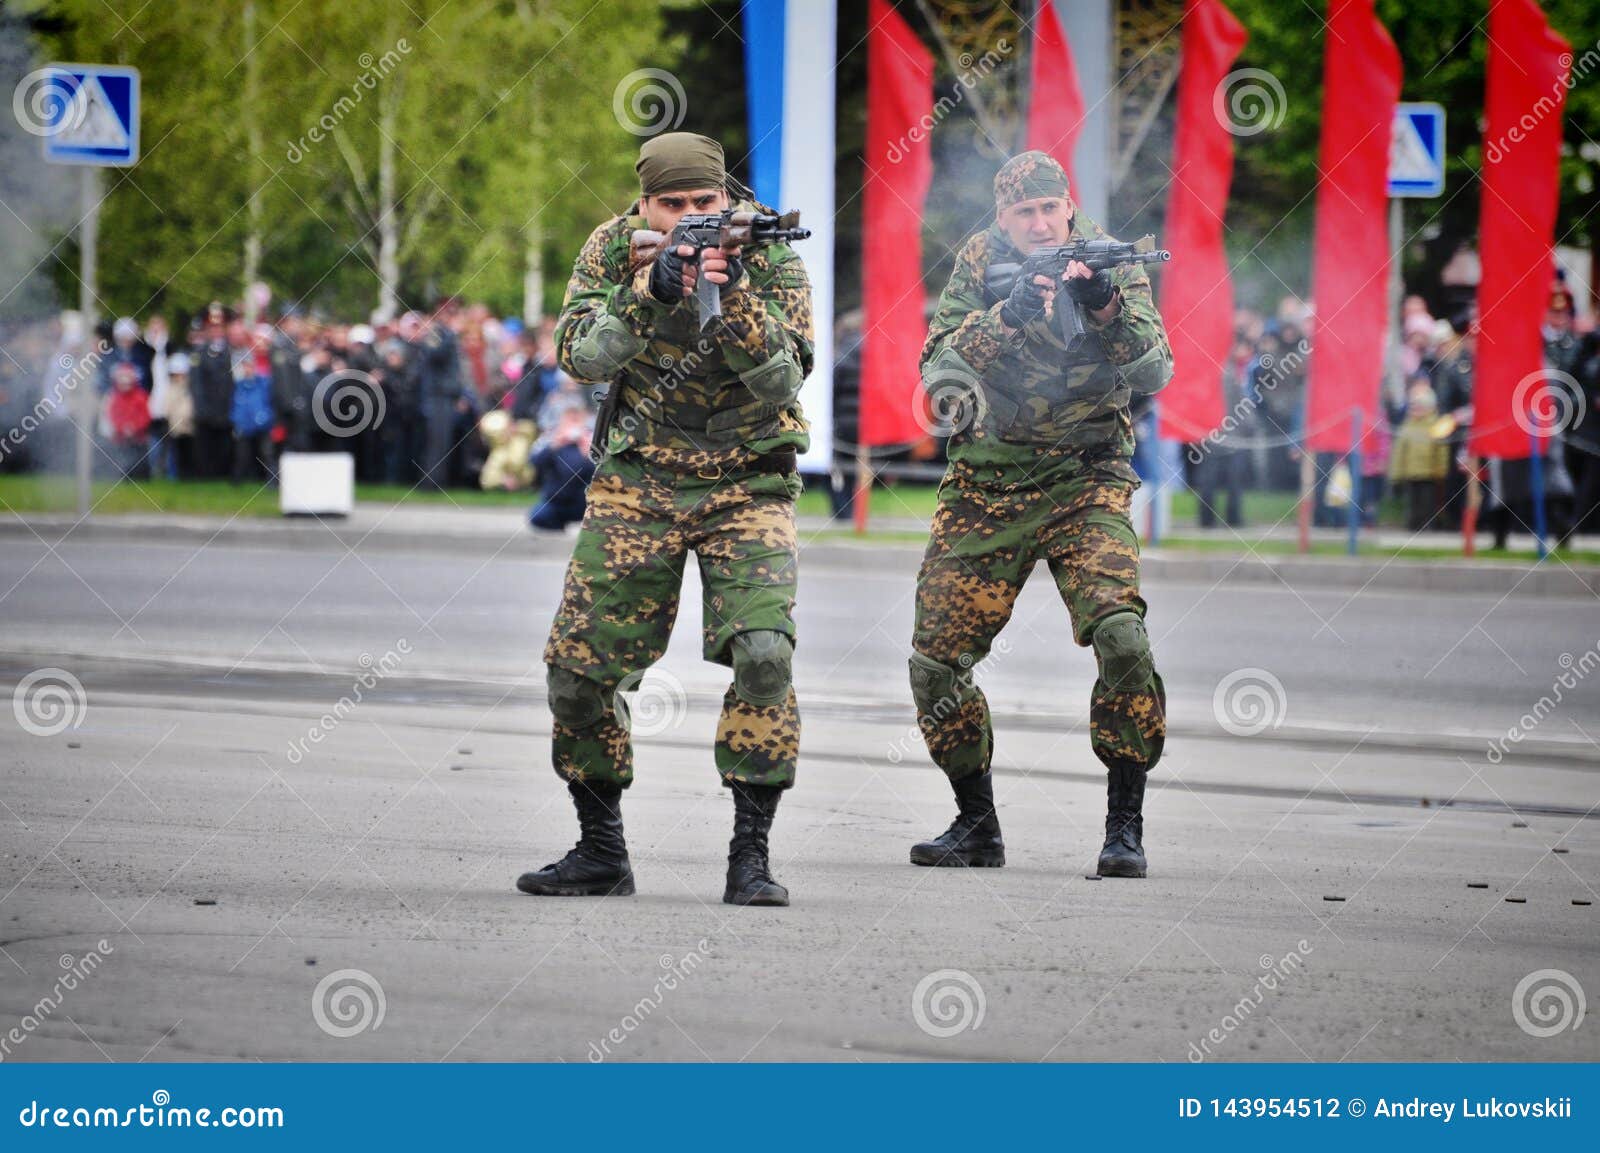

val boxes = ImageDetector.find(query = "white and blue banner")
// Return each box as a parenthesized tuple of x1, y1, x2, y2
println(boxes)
(744, 0, 835, 473)
(3, 1063, 1595, 1146)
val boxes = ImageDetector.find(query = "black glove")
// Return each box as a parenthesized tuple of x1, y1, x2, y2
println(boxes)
(999, 270, 1050, 329)
(648, 245, 691, 305)
(1065, 267, 1116, 311)
(717, 253, 746, 298)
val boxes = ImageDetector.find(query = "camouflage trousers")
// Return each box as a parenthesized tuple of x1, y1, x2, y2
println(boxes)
(910, 452, 1166, 780)
(542, 450, 802, 790)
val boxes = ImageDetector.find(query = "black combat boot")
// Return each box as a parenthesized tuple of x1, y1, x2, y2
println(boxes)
(724, 783, 789, 907)
(910, 770, 1005, 867)
(1096, 761, 1148, 878)
(517, 780, 635, 896)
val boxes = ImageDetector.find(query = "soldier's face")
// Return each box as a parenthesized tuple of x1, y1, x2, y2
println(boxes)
(643, 187, 729, 232)
(999, 196, 1074, 253)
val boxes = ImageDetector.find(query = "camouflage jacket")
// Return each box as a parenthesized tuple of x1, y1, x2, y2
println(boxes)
(921, 212, 1172, 468)
(554, 201, 814, 470)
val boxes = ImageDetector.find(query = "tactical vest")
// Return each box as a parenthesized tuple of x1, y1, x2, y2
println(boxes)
(974, 279, 1127, 449)
(603, 210, 805, 457)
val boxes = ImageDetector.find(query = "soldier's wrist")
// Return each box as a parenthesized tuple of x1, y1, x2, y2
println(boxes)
(989, 302, 1029, 344)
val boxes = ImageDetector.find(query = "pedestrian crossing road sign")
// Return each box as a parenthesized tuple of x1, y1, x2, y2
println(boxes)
(1389, 102, 1444, 198)
(37, 64, 140, 167)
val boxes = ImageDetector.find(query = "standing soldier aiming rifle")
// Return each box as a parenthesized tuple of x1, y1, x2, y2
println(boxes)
(908, 151, 1173, 878)
(518, 132, 813, 907)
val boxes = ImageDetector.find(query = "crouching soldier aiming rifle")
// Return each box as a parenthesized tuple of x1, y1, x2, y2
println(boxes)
(908, 151, 1174, 878)
(518, 132, 814, 907)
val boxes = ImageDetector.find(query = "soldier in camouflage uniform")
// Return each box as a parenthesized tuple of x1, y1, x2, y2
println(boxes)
(908, 152, 1172, 878)
(516, 133, 812, 907)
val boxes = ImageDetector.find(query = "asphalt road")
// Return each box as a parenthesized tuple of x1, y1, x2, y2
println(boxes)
(1, 535, 1596, 1061)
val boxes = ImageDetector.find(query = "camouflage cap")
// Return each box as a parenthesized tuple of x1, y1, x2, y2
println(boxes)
(993, 150, 1073, 210)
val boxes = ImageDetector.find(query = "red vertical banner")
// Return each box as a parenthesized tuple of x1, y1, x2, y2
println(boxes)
(860, 0, 934, 448)
(1024, 0, 1086, 192)
(1304, 0, 1401, 454)
(1157, 0, 1248, 442)
(1471, 0, 1571, 459)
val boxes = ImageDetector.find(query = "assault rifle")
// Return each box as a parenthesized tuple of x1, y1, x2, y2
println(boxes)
(984, 234, 1171, 349)
(631, 210, 812, 330)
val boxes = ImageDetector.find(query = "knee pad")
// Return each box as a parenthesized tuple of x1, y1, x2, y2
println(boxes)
(731, 630, 793, 707)
(567, 314, 647, 381)
(908, 650, 975, 718)
(738, 348, 805, 405)
(1091, 610, 1154, 692)
(546, 665, 608, 730)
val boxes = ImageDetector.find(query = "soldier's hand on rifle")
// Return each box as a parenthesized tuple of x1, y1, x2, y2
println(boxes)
(697, 246, 746, 296)
(1063, 260, 1117, 316)
(648, 243, 698, 304)
(999, 271, 1055, 331)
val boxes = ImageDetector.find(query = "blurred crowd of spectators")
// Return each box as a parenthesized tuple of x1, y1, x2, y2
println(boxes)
(0, 299, 598, 531)
(1175, 279, 1599, 547)
(6, 276, 1598, 547)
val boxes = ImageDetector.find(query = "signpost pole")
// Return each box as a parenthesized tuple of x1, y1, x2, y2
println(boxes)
(77, 166, 100, 519)
(41, 64, 140, 519)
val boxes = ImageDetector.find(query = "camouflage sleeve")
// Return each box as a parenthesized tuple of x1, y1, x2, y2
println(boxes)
(717, 246, 815, 378)
(1086, 262, 1170, 368)
(920, 232, 1021, 377)
(554, 218, 669, 382)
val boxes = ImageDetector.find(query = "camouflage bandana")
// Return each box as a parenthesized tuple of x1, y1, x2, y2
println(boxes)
(993, 151, 1073, 210)
(636, 132, 727, 195)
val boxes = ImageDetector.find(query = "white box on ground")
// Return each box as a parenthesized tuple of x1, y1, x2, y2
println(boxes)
(279, 452, 354, 516)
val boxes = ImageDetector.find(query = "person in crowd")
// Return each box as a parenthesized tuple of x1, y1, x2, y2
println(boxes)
(100, 317, 147, 395)
(1389, 381, 1448, 531)
(381, 317, 425, 484)
(510, 329, 562, 422)
(1431, 312, 1476, 531)
(163, 351, 196, 479)
(1561, 321, 1600, 545)
(1195, 329, 1257, 529)
(103, 361, 150, 479)
(231, 325, 277, 483)
(190, 304, 236, 479)
(526, 403, 595, 531)
(418, 299, 469, 489)
(143, 315, 174, 478)
(1358, 386, 1392, 529)
(345, 324, 387, 482)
